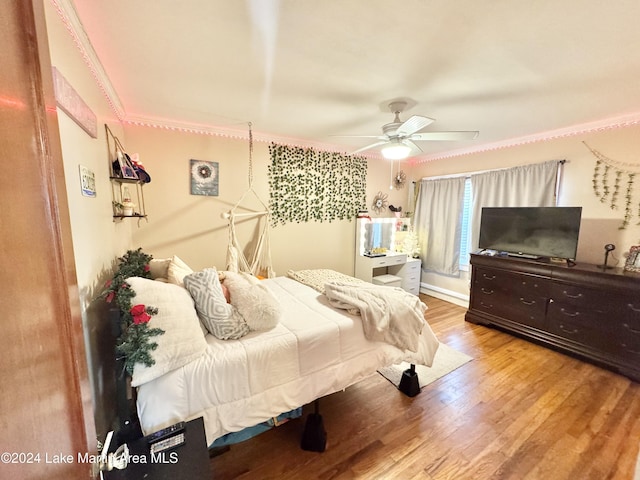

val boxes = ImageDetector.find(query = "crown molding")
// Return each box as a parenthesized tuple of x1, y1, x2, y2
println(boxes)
(50, 0, 125, 119)
(413, 111, 640, 163)
(121, 114, 382, 158)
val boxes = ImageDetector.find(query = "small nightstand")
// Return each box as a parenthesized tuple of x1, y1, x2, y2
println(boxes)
(104, 417, 211, 480)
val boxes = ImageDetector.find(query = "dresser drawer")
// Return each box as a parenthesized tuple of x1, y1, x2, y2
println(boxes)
(471, 288, 547, 328)
(370, 255, 406, 268)
(404, 285, 420, 296)
(549, 284, 606, 312)
(618, 333, 640, 360)
(402, 259, 421, 273)
(473, 269, 549, 298)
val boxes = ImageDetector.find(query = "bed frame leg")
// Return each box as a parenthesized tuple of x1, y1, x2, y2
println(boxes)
(300, 400, 326, 452)
(398, 363, 421, 397)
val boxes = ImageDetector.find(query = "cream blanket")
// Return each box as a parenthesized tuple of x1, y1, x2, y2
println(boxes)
(324, 282, 427, 352)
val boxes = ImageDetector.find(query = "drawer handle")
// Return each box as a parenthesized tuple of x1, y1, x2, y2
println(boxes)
(563, 290, 583, 299)
(479, 301, 493, 309)
(481, 288, 495, 295)
(560, 308, 580, 317)
(628, 303, 640, 313)
(623, 323, 640, 334)
(558, 323, 579, 334)
(519, 298, 536, 306)
(482, 273, 496, 280)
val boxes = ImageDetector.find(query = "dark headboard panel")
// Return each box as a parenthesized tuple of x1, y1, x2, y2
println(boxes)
(83, 295, 118, 440)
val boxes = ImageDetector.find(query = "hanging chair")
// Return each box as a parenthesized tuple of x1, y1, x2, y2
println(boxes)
(224, 123, 275, 279)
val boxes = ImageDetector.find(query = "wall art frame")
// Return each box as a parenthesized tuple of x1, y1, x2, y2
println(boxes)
(190, 159, 219, 196)
(52, 66, 97, 138)
(79, 165, 96, 197)
(624, 245, 640, 272)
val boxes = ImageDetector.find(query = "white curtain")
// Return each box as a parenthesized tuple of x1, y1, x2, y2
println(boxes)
(469, 160, 560, 252)
(414, 176, 466, 276)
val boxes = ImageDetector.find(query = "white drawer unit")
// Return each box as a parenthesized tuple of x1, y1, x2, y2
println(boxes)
(353, 217, 421, 295)
(369, 254, 406, 268)
(388, 258, 422, 295)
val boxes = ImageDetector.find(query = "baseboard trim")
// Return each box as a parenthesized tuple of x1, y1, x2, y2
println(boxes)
(420, 282, 469, 308)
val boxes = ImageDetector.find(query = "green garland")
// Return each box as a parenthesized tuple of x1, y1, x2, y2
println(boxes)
(586, 142, 640, 229)
(268, 143, 367, 225)
(102, 248, 164, 375)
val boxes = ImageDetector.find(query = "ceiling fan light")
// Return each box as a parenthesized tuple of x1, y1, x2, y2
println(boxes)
(381, 143, 411, 160)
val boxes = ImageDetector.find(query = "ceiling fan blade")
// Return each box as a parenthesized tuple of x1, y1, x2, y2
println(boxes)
(330, 134, 387, 139)
(349, 141, 389, 155)
(403, 139, 423, 153)
(396, 115, 435, 136)
(410, 131, 479, 141)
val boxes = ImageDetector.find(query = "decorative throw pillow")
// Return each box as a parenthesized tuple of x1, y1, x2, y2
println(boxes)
(167, 255, 193, 287)
(223, 271, 281, 331)
(126, 277, 208, 387)
(148, 257, 171, 281)
(183, 268, 250, 340)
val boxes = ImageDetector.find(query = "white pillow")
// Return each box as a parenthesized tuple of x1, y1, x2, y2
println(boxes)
(167, 255, 193, 287)
(127, 277, 207, 387)
(183, 268, 250, 340)
(148, 257, 171, 280)
(223, 272, 281, 331)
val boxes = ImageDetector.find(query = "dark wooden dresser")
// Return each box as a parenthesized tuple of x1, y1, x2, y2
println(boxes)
(466, 253, 640, 382)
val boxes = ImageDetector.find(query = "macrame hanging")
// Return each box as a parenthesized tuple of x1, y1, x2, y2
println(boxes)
(585, 141, 640, 229)
(225, 123, 275, 278)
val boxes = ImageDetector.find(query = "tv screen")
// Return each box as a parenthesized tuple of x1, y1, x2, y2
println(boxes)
(478, 207, 582, 259)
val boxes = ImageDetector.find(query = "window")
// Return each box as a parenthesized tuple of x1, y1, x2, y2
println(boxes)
(459, 178, 472, 270)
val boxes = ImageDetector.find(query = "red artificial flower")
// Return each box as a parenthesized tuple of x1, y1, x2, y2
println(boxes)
(133, 312, 151, 325)
(105, 279, 112, 288)
(144, 264, 150, 272)
(130, 304, 151, 325)
(105, 291, 115, 303)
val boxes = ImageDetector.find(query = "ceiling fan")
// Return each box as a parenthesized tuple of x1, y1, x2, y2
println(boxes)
(342, 101, 479, 159)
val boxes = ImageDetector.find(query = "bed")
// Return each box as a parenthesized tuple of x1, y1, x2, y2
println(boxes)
(125, 260, 440, 448)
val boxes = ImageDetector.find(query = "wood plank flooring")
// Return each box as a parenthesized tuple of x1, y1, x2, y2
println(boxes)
(210, 295, 640, 479)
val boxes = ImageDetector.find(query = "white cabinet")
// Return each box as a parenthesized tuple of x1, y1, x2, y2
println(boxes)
(388, 258, 421, 295)
(355, 252, 407, 283)
(354, 218, 422, 295)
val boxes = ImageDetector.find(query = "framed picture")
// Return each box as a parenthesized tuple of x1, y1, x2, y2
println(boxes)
(624, 245, 640, 272)
(190, 159, 219, 196)
(52, 67, 97, 138)
(79, 165, 96, 197)
(117, 151, 139, 180)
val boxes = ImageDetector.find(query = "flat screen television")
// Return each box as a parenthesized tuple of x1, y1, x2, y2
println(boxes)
(478, 207, 582, 260)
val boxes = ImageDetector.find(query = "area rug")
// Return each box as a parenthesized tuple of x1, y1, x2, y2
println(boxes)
(378, 343, 472, 389)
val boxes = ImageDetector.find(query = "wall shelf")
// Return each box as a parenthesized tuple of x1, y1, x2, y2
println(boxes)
(106, 124, 147, 223)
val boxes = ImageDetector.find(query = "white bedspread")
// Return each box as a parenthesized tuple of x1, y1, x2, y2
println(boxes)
(136, 276, 439, 446)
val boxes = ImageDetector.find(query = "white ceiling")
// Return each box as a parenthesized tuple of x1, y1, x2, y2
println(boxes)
(61, 0, 640, 162)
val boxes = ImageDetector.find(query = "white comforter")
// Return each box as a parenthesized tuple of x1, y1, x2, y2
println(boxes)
(136, 276, 439, 446)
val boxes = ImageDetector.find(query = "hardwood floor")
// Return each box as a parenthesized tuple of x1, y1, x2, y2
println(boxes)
(210, 295, 640, 479)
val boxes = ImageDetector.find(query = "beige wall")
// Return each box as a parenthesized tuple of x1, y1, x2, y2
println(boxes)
(45, 4, 133, 288)
(124, 125, 411, 275)
(44, 2, 134, 438)
(409, 126, 640, 303)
